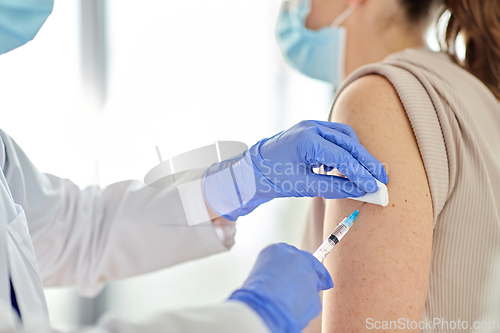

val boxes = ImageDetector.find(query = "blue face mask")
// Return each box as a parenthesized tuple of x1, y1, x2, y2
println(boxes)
(0, 0, 54, 55)
(276, 0, 358, 88)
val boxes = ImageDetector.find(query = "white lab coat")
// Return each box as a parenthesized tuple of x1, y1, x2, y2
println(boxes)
(0, 130, 270, 333)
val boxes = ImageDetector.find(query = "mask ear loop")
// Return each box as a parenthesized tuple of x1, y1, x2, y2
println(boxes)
(329, 4, 358, 90)
(281, 0, 311, 13)
(331, 3, 359, 27)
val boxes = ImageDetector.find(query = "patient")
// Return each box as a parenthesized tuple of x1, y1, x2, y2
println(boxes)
(301, 0, 500, 332)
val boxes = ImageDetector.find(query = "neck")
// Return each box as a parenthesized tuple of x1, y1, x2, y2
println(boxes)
(344, 23, 426, 78)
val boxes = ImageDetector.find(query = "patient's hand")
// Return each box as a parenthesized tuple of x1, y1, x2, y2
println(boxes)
(322, 75, 433, 332)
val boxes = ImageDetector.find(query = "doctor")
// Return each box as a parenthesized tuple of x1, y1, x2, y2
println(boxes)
(0, 0, 389, 332)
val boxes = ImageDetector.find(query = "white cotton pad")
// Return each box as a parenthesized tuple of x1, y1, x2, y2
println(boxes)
(349, 179, 389, 207)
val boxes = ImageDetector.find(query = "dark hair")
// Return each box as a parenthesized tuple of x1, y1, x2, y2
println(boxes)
(399, 0, 440, 23)
(400, 0, 500, 99)
(443, 0, 500, 99)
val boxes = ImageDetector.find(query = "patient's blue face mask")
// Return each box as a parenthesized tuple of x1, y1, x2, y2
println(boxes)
(276, 0, 358, 88)
(0, 0, 54, 55)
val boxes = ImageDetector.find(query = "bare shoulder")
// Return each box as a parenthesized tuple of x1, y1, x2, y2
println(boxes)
(321, 75, 434, 332)
(333, 74, 408, 141)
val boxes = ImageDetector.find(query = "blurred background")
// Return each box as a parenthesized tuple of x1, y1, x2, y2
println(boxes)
(0, 0, 451, 330)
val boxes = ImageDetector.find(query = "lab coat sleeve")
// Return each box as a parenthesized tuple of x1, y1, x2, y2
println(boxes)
(0, 301, 271, 333)
(0, 130, 235, 297)
(90, 301, 270, 333)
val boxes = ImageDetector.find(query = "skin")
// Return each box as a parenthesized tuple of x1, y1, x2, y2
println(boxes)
(322, 76, 433, 332)
(303, 0, 436, 331)
(306, 0, 427, 78)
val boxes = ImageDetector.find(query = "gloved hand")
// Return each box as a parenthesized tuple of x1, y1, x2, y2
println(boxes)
(203, 120, 388, 221)
(229, 243, 333, 333)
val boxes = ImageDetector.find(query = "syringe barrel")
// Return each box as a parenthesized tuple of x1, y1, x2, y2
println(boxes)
(312, 219, 351, 262)
(313, 238, 335, 263)
(331, 218, 350, 242)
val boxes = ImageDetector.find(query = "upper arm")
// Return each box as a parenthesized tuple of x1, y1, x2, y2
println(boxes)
(322, 75, 434, 332)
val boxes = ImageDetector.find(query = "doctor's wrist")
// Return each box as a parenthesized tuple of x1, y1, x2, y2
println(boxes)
(203, 150, 270, 221)
(228, 291, 288, 333)
(201, 176, 223, 222)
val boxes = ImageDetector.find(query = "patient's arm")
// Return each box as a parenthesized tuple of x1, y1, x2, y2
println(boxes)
(322, 75, 434, 332)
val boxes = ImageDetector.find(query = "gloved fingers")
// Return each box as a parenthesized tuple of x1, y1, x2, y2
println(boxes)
(264, 244, 334, 290)
(312, 142, 379, 194)
(315, 127, 389, 185)
(307, 120, 359, 141)
(260, 243, 297, 262)
(305, 173, 367, 198)
(303, 251, 334, 290)
(322, 165, 335, 173)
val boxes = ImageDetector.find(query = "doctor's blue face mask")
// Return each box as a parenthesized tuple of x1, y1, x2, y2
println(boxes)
(0, 0, 54, 55)
(276, 0, 358, 88)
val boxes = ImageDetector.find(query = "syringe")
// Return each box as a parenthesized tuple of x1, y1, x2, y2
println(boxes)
(313, 208, 361, 263)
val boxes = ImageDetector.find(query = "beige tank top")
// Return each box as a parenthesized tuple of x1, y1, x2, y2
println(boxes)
(302, 47, 500, 332)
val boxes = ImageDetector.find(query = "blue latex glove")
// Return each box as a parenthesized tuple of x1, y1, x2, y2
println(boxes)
(229, 243, 333, 333)
(204, 120, 389, 221)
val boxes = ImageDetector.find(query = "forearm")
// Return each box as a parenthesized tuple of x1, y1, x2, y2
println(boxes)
(34, 176, 233, 296)
(6, 301, 269, 333)
(0, 126, 231, 294)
